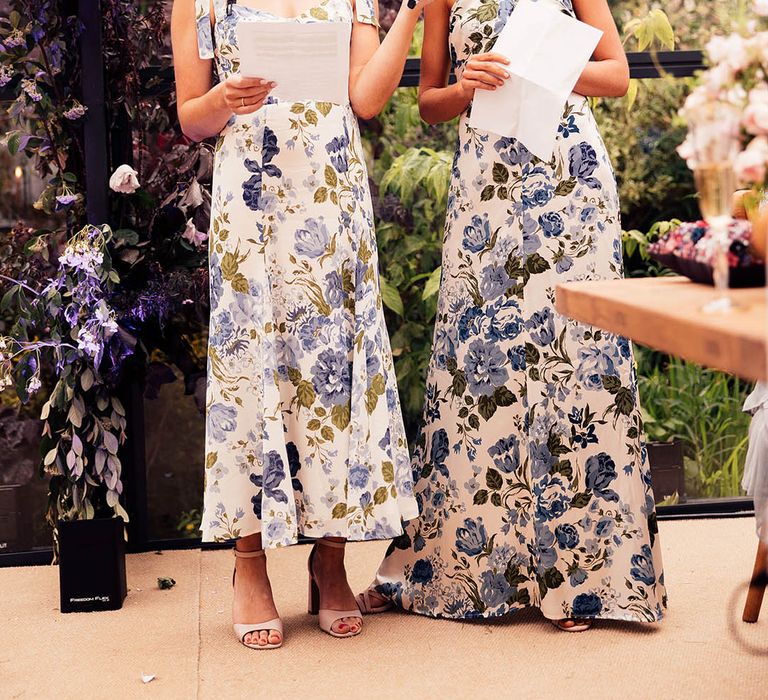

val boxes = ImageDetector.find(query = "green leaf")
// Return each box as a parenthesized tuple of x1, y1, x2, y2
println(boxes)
(493, 385, 516, 407)
(486, 468, 503, 491)
(543, 567, 565, 590)
(554, 177, 577, 197)
(331, 403, 351, 431)
(80, 368, 94, 392)
(525, 252, 550, 274)
(480, 185, 495, 201)
(331, 502, 347, 519)
(324, 164, 338, 187)
(314, 187, 328, 203)
(382, 461, 395, 483)
(373, 486, 388, 504)
(625, 78, 639, 114)
(297, 380, 316, 409)
(380, 276, 404, 316)
(478, 394, 497, 421)
(492, 162, 509, 184)
(473, 489, 489, 505)
(421, 266, 442, 301)
(316, 102, 332, 117)
(615, 387, 636, 416)
(320, 425, 335, 441)
(601, 375, 622, 395)
(570, 492, 592, 508)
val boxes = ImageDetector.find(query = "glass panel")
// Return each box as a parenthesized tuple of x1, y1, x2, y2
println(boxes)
(0, 110, 64, 554)
(143, 329, 207, 541)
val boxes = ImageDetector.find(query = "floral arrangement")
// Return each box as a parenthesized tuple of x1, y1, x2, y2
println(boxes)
(1, 225, 131, 525)
(677, 0, 768, 188)
(648, 219, 756, 267)
(0, 0, 211, 539)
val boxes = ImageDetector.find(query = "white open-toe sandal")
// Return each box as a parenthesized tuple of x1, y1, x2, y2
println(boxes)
(356, 585, 393, 614)
(307, 539, 362, 638)
(232, 548, 283, 650)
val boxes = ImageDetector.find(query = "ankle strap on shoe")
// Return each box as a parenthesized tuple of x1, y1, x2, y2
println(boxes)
(317, 538, 346, 549)
(234, 548, 265, 558)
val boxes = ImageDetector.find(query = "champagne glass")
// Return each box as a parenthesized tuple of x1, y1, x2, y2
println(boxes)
(687, 101, 742, 313)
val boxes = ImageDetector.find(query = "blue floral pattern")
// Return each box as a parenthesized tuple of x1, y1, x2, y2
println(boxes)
(373, 0, 666, 623)
(197, 0, 418, 547)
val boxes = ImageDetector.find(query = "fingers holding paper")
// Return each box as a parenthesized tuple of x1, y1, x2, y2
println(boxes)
(222, 75, 276, 115)
(458, 53, 510, 96)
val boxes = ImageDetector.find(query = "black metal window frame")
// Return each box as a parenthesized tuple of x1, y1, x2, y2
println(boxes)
(1, 2, 753, 569)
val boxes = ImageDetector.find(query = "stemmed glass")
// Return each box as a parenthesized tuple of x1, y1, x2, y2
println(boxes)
(686, 101, 742, 313)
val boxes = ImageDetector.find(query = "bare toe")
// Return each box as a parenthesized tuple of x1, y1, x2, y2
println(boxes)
(332, 619, 349, 634)
(268, 629, 282, 645)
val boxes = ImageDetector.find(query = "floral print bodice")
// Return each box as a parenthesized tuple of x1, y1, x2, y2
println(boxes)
(195, 0, 377, 82)
(449, 0, 575, 73)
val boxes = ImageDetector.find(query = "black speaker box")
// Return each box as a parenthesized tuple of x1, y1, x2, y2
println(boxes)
(0, 485, 21, 553)
(58, 517, 127, 613)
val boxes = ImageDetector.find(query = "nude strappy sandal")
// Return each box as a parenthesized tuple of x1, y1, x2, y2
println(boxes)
(356, 585, 393, 614)
(307, 539, 363, 638)
(232, 548, 283, 650)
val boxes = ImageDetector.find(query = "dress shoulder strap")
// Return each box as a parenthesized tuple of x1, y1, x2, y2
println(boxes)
(194, 0, 215, 59)
(353, 0, 379, 27)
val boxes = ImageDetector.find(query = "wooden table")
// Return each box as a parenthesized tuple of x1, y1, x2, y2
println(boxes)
(555, 275, 767, 622)
(556, 276, 766, 382)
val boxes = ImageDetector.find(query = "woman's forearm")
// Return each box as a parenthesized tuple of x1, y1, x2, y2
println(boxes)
(574, 59, 629, 98)
(419, 82, 471, 125)
(178, 82, 233, 141)
(349, 7, 421, 119)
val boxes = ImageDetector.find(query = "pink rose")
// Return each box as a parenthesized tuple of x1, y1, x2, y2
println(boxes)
(735, 137, 768, 184)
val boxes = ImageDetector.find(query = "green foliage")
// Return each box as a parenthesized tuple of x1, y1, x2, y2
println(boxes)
(637, 347, 752, 499)
(594, 76, 698, 232)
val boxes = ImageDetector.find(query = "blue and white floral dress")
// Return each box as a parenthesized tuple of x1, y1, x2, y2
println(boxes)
(195, 0, 417, 547)
(373, 0, 667, 622)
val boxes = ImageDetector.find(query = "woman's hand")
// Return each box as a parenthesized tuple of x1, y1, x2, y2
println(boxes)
(220, 75, 276, 115)
(457, 53, 510, 99)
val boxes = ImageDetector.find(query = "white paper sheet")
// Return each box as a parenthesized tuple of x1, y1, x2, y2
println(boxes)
(237, 21, 351, 104)
(468, 0, 603, 161)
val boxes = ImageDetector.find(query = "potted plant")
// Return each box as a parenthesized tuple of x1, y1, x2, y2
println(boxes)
(1, 224, 132, 611)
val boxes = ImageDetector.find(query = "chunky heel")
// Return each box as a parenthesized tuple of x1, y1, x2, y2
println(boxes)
(307, 572, 320, 615)
(307, 539, 363, 638)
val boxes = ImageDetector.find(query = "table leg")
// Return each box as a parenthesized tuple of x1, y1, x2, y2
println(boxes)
(742, 540, 768, 623)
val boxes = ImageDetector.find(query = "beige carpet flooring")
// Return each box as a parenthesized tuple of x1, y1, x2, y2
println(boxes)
(1, 517, 767, 700)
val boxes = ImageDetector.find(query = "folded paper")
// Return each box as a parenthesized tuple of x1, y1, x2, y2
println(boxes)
(469, 0, 603, 160)
(237, 21, 351, 104)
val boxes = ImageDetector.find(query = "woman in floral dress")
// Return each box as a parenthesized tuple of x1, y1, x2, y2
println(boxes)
(172, 0, 431, 647)
(360, 0, 667, 630)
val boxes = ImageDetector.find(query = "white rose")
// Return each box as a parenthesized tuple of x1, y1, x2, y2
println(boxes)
(734, 137, 768, 184)
(109, 164, 140, 194)
(754, 0, 768, 17)
(743, 85, 768, 134)
(676, 134, 698, 169)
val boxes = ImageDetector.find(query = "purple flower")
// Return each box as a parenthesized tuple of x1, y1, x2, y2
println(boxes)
(455, 517, 488, 556)
(569, 142, 600, 188)
(463, 339, 508, 397)
(311, 348, 351, 406)
(295, 218, 330, 258)
(462, 213, 492, 253)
